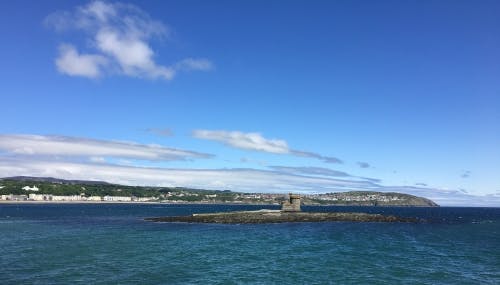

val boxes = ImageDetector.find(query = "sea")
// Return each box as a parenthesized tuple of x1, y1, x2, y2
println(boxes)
(0, 204, 498, 284)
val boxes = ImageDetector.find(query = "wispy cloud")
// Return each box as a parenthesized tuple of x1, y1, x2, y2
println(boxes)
(174, 58, 214, 72)
(45, 1, 213, 80)
(0, 157, 498, 206)
(193, 130, 289, 154)
(240, 157, 268, 166)
(357, 161, 370, 168)
(0, 133, 495, 206)
(461, 170, 471, 178)
(192, 130, 342, 163)
(0, 157, 374, 193)
(290, 150, 343, 164)
(145, 128, 174, 137)
(269, 166, 350, 177)
(269, 166, 380, 184)
(0, 134, 212, 162)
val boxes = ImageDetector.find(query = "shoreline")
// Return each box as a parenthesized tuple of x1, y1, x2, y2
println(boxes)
(0, 200, 161, 204)
(0, 200, 440, 207)
(0, 201, 493, 208)
(0, 200, 281, 206)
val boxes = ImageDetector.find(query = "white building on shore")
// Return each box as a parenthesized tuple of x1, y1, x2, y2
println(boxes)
(103, 196, 132, 202)
(86, 196, 102, 201)
(51, 195, 84, 201)
(29, 194, 52, 201)
(2, 193, 157, 203)
(132, 196, 158, 202)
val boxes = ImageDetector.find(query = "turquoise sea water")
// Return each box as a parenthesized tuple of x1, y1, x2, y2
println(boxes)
(0, 204, 499, 284)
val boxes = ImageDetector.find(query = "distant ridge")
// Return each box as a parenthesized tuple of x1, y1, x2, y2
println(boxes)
(0, 176, 110, 185)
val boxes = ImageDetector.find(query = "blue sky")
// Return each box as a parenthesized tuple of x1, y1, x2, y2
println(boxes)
(0, 0, 499, 206)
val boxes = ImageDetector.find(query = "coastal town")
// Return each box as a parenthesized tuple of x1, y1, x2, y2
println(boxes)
(1, 193, 156, 202)
(0, 187, 278, 204)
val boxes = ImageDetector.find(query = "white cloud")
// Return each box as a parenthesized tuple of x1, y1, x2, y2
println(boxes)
(0, 134, 212, 162)
(94, 28, 174, 80)
(270, 166, 350, 177)
(192, 129, 342, 163)
(0, 158, 375, 193)
(1, 133, 494, 206)
(175, 58, 214, 72)
(46, 1, 212, 80)
(55, 44, 108, 78)
(193, 130, 289, 154)
(81, 0, 117, 23)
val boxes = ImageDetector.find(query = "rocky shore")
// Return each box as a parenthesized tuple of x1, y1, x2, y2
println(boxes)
(145, 209, 420, 224)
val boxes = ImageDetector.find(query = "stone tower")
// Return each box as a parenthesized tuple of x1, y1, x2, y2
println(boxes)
(281, 193, 301, 212)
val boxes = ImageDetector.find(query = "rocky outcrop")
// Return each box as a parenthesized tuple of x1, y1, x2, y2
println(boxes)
(145, 210, 419, 224)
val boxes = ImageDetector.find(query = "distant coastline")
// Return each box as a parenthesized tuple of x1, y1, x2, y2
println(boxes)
(0, 176, 439, 207)
(0, 200, 441, 207)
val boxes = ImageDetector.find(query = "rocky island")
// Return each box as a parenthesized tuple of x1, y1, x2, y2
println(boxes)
(145, 194, 420, 224)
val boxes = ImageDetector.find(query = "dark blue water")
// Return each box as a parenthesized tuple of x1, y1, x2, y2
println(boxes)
(1, 204, 499, 284)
